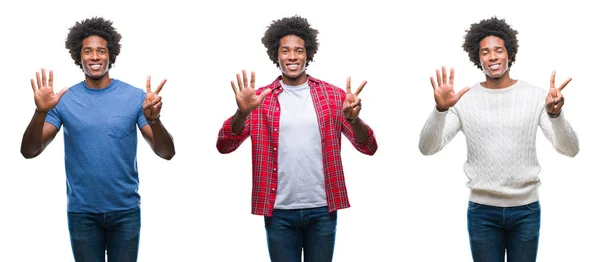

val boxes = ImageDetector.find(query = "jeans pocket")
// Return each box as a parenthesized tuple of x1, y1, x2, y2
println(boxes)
(468, 201, 482, 211)
(526, 201, 541, 211)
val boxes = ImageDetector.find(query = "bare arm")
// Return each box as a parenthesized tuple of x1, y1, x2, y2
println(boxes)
(141, 76, 175, 160)
(20, 110, 59, 158)
(21, 69, 68, 158)
(140, 120, 175, 160)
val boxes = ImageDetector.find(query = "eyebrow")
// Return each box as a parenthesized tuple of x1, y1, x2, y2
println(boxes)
(82, 47, 107, 50)
(280, 46, 305, 49)
(481, 46, 504, 50)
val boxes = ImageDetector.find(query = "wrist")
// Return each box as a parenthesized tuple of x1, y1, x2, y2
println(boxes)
(436, 106, 449, 112)
(146, 114, 161, 124)
(547, 111, 561, 118)
(346, 117, 359, 124)
(35, 108, 49, 115)
(236, 109, 250, 119)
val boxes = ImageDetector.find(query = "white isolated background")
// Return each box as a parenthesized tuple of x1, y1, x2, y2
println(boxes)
(0, 0, 598, 261)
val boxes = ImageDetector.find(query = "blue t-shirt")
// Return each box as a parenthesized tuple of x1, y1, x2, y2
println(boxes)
(46, 79, 148, 213)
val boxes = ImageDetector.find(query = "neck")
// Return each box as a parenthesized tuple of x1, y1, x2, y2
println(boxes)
(481, 72, 516, 89)
(84, 73, 111, 89)
(281, 72, 308, 86)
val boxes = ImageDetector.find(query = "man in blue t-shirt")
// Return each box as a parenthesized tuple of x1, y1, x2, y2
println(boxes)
(20, 17, 175, 262)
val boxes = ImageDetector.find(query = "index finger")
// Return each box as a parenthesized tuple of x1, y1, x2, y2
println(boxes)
(354, 80, 367, 96)
(146, 76, 152, 93)
(154, 79, 167, 94)
(30, 78, 36, 93)
(549, 70, 556, 90)
(558, 77, 572, 92)
(346, 76, 352, 94)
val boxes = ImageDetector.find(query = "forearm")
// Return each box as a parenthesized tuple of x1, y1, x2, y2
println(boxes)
(148, 120, 176, 160)
(231, 109, 249, 135)
(347, 117, 369, 144)
(21, 110, 48, 158)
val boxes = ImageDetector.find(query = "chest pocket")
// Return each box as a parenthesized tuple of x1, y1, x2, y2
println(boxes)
(107, 114, 136, 139)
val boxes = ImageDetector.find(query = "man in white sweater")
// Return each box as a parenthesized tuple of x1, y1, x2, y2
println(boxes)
(418, 17, 579, 262)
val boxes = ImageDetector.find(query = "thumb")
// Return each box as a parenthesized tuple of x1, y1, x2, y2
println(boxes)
(456, 86, 470, 99)
(56, 86, 70, 99)
(258, 88, 272, 101)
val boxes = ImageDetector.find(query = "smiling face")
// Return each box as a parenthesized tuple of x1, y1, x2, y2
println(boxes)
(81, 35, 111, 87)
(479, 35, 510, 80)
(278, 35, 308, 86)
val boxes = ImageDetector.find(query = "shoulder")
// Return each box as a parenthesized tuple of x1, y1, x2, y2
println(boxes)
(58, 81, 85, 101)
(308, 76, 346, 95)
(113, 79, 146, 96)
(254, 76, 281, 94)
(455, 82, 481, 103)
(518, 80, 544, 90)
(516, 80, 547, 98)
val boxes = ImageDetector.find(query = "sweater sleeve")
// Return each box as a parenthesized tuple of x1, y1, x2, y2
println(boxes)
(538, 111, 579, 157)
(418, 106, 462, 155)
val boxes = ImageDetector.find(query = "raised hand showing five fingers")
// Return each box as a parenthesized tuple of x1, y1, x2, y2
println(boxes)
(230, 70, 272, 115)
(30, 68, 69, 112)
(143, 76, 166, 120)
(430, 66, 470, 111)
(545, 70, 571, 116)
(343, 76, 367, 121)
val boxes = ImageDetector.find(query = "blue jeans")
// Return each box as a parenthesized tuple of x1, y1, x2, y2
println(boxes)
(264, 206, 337, 262)
(67, 207, 141, 262)
(467, 201, 541, 262)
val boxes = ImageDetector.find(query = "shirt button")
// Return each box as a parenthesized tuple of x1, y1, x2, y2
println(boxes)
(274, 128, 277, 131)
(276, 108, 279, 111)
(273, 168, 276, 171)
(271, 188, 275, 191)
(274, 148, 277, 151)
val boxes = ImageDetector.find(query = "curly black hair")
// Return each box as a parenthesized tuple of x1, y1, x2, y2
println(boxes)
(65, 17, 122, 69)
(261, 15, 319, 67)
(462, 17, 519, 70)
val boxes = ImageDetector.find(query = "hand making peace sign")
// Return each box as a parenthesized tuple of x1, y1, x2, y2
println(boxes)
(343, 76, 367, 120)
(545, 71, 572, 116)
(143, 76, 166, 120)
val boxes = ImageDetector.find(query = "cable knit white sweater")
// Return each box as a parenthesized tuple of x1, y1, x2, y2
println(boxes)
(419, 80, 579, 207)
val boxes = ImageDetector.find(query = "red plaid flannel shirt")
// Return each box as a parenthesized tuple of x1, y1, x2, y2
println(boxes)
(217, 75, 377, 216)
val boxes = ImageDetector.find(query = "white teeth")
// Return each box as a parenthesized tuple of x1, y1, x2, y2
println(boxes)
(287, 64, 299, 70)
(90, 64, 101, 70)
(489, 64, 500, 70)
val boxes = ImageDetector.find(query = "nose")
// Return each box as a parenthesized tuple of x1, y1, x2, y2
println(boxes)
(91, 50, 100, 60)
(289, 50, 298, 60)
(489, 51, 497, 60)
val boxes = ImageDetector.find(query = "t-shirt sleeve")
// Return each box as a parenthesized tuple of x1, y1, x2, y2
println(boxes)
(45, 107, 62, 131)
(137, 91, 148, 129)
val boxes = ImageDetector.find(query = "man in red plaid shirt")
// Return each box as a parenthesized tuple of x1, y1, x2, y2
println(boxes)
(216, 15, 377, 262)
